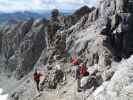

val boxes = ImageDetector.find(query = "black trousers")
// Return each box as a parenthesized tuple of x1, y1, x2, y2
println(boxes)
(77, 77, 81, 91)
(36, 80, 40, 92)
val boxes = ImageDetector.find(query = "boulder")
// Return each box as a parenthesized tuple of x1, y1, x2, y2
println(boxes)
(47, 69, 64, 89)
(102, 69, 114, 81)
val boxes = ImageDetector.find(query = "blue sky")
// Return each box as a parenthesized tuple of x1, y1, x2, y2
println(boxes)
(0, 0, 97, 12)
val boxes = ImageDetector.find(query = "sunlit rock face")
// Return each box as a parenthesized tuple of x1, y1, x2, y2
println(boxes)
(87, 55, 133, 100)
(0, 0, 133, 100)
(0, 18, 48, 79)
(0, 5, 92, 80)
(97, 0, 133, 60)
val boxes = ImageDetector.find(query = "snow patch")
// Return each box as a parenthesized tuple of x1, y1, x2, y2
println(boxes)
(0, 88, 8, 100)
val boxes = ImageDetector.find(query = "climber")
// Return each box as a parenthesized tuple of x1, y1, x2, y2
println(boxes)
(33, 69, 43, 93)
(78, 63, 90, 92)
(70, 56, 81, 92)
(70, 56, 79, 79)
(79, 63, 89, 77)
(70, 56, 79, 65)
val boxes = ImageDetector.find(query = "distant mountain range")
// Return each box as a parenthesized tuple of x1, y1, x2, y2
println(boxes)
(0, 11, 71, 25)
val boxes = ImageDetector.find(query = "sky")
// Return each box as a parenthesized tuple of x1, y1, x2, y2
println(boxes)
(0, 0, 97, 12)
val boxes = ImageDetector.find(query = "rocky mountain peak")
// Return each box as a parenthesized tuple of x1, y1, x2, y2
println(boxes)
(0, 1, 133, 100)
(74, 5, 95, 17)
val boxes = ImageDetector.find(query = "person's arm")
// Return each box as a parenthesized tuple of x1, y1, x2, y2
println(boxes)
(91, 75, 96, 79)
(39, 73, 43, 77)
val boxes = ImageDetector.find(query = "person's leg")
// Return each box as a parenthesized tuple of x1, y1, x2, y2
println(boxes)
(75, 66, 77, 80)
(36, 80, 40, 92)
(77, 77, 81, 92)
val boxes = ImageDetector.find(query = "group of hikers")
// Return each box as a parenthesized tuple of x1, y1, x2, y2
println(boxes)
(33, 54, 93, 93)
(70, 56, 90, 92)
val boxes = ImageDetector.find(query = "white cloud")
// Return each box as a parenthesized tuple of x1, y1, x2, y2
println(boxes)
(33, 0, 43, 5)
(0, 1, 32, 12)
(57, 0, 82, 4)
(0, 0, 97, 12)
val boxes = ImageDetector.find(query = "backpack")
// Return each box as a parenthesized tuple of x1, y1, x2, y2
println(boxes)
(34, 73, 42, 81)
(70, 57, 78, 65)
(80, 64, 87, 76)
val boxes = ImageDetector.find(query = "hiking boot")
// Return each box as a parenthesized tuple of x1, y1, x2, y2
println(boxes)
(77, 88, 82, 92)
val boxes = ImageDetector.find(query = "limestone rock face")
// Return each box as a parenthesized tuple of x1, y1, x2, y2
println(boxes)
(95, 0, 133, 60)
(64, 6, 95, 28)
(73, 6, 95, 19)
(1, 1, 133, 100)
(1, 19, 34, 71)
(45, 6, 93, 66)
(15, 19, 47, 79)
(87, 55, 133, 100)
(65, 0, 133, 68)
(0, 18, 48, 79)
(62, 1, 133, 99)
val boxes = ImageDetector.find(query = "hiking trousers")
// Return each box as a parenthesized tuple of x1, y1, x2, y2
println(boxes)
(36, 80, 40, 92)
(77, 77, 81, 91)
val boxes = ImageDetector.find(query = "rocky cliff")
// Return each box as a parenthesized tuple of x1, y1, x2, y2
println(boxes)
(0, 0, 133, 100)
(0, 18, 48, 79)
(0, 5, 93, 85)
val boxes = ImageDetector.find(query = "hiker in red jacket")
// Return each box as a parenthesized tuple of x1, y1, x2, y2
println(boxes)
(79, 63, 89, 77)
(78, 63, 89, 92)
(33, 69, 43, 92)
(70, 56, 79, 65)
(71, 56, 83, 92)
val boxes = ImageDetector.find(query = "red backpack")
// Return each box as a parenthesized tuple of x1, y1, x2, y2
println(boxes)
(34, 73, 42, 81)
(70, 57, 78, 65)
(80, 64, 87, 76)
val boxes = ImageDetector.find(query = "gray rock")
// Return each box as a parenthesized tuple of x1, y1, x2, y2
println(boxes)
(15, 21, 47, 79)
(102, 69, 114, 81)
